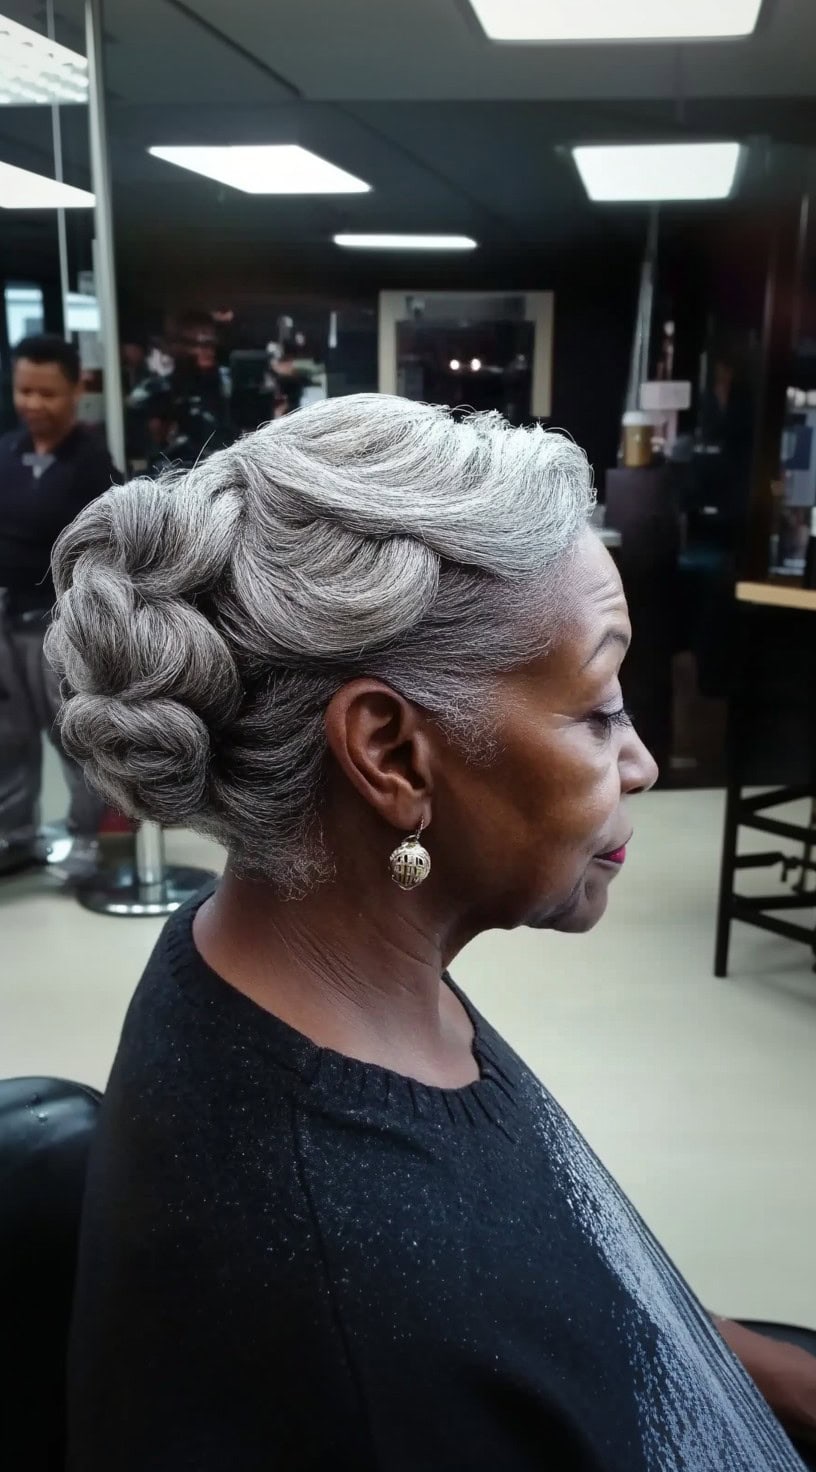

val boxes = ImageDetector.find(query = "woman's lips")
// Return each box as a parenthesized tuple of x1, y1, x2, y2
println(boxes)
(595, 844, 627, 866)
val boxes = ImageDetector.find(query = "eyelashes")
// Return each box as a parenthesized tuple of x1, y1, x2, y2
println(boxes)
(588, 705, 633, 738)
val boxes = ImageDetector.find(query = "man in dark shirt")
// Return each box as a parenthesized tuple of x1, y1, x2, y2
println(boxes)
(0, 334, 119, 876)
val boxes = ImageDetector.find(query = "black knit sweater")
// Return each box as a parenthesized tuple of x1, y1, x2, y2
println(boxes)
(68, 892, 804, 1470)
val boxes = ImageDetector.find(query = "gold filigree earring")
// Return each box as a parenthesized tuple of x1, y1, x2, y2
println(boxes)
(389, 820, 431, 890)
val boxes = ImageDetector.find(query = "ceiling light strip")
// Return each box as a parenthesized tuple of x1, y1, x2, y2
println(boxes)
(334, 234, 478, 250)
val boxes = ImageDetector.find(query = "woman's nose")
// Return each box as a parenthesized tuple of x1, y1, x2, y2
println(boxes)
(621, 724, 659, 795)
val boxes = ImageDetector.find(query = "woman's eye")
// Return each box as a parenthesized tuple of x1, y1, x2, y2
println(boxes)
(588, 705, 633, 738)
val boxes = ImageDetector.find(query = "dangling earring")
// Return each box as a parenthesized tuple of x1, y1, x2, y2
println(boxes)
(389, 820, 431, 890)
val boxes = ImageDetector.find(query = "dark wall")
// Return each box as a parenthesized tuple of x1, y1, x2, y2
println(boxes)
(3, 204, 778, 489)
(548, 266, 640, 492)
(111, 223, 645, 486)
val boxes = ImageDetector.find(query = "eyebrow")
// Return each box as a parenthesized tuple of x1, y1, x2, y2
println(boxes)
(581, 628, 631, 670)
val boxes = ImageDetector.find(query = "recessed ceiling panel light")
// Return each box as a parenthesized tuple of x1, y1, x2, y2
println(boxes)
(149, 145, 370, 194)
(0, 14, 88, 105)
(334, 234, 477, 250)
(0, 161, 94, 208)
(572, 143, 741, 202)
(469, 0, 762, 42)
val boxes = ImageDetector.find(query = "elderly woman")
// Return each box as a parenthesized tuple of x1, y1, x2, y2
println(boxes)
(50, 396, 812, 1470)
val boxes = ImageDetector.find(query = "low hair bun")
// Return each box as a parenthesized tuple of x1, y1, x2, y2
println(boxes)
(55, 574, 241, 727)
(47, 474, 245, 829)
(59, 693, 211, 825)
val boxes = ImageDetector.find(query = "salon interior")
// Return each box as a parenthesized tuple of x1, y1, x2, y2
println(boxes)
(1, 0, 816, 1455)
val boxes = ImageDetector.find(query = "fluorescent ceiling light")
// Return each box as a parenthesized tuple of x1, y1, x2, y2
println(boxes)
(0, 161, 94, 209)
(149, 144, 370, 194)
(0, 14, 88, 105)
(334, 234, 478, 250)
(572, 143, 741, 202)
(469, 0, 762, 42)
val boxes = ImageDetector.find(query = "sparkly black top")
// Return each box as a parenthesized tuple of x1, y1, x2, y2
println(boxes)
(68, 892, 804, 1470)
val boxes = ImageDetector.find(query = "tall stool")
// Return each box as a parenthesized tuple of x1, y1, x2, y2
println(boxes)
(714, 581, 816, 976)
(77, 820, 215, 917)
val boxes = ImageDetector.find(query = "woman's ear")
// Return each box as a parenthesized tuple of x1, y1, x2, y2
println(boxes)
(324, 679, 433, 833)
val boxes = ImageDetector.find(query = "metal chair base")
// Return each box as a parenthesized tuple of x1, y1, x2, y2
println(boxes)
(77, 862, 214, 917)
(76, 821, 215, 917)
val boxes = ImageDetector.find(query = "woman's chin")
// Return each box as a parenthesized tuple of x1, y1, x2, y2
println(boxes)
(529, 869, 612, 934)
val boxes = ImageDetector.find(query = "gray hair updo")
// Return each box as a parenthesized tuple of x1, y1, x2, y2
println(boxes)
(47, 394, 594, 892)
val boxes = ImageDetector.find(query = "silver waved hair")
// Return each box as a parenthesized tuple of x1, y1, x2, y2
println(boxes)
(46, 394, 594, 891)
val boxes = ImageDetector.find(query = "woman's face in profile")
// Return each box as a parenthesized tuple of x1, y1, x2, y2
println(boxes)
(434, 531, 658, 937)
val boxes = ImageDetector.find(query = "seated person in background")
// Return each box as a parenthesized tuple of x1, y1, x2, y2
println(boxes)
(50, 396, 815, 1469)
(126, 374, 221, 476)
(0, 334, 120, 878)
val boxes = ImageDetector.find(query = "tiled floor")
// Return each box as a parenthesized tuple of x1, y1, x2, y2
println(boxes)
(2, 765, 815, 1329)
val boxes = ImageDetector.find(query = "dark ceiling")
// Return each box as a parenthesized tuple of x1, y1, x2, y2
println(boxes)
(2, 0, 816, 287)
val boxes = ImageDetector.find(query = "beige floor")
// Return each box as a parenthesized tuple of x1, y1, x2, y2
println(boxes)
(2, 764, 815, 1329)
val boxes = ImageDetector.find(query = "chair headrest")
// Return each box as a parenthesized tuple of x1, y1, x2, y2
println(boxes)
(0, 1077, 102, 1248)
(0, 1078, 102, 1469)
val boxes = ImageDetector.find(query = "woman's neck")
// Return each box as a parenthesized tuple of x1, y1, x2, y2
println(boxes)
(192, 868, 479, 1088)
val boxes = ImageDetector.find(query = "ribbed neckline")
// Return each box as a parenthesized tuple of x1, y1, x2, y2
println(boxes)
(167, 889, 519, 1134)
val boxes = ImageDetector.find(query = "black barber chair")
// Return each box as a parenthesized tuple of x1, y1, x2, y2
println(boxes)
(1, 1077, 814, 1469)
(0, 1076, 101, 1470)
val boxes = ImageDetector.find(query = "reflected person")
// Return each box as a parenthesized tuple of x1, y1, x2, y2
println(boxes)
(0, 334, 119, 877)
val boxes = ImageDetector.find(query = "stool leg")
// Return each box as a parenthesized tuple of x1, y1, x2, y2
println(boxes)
(714, 596, 750, 979)
(714, 776, 739, 977)
(135, 819, 166, 891)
